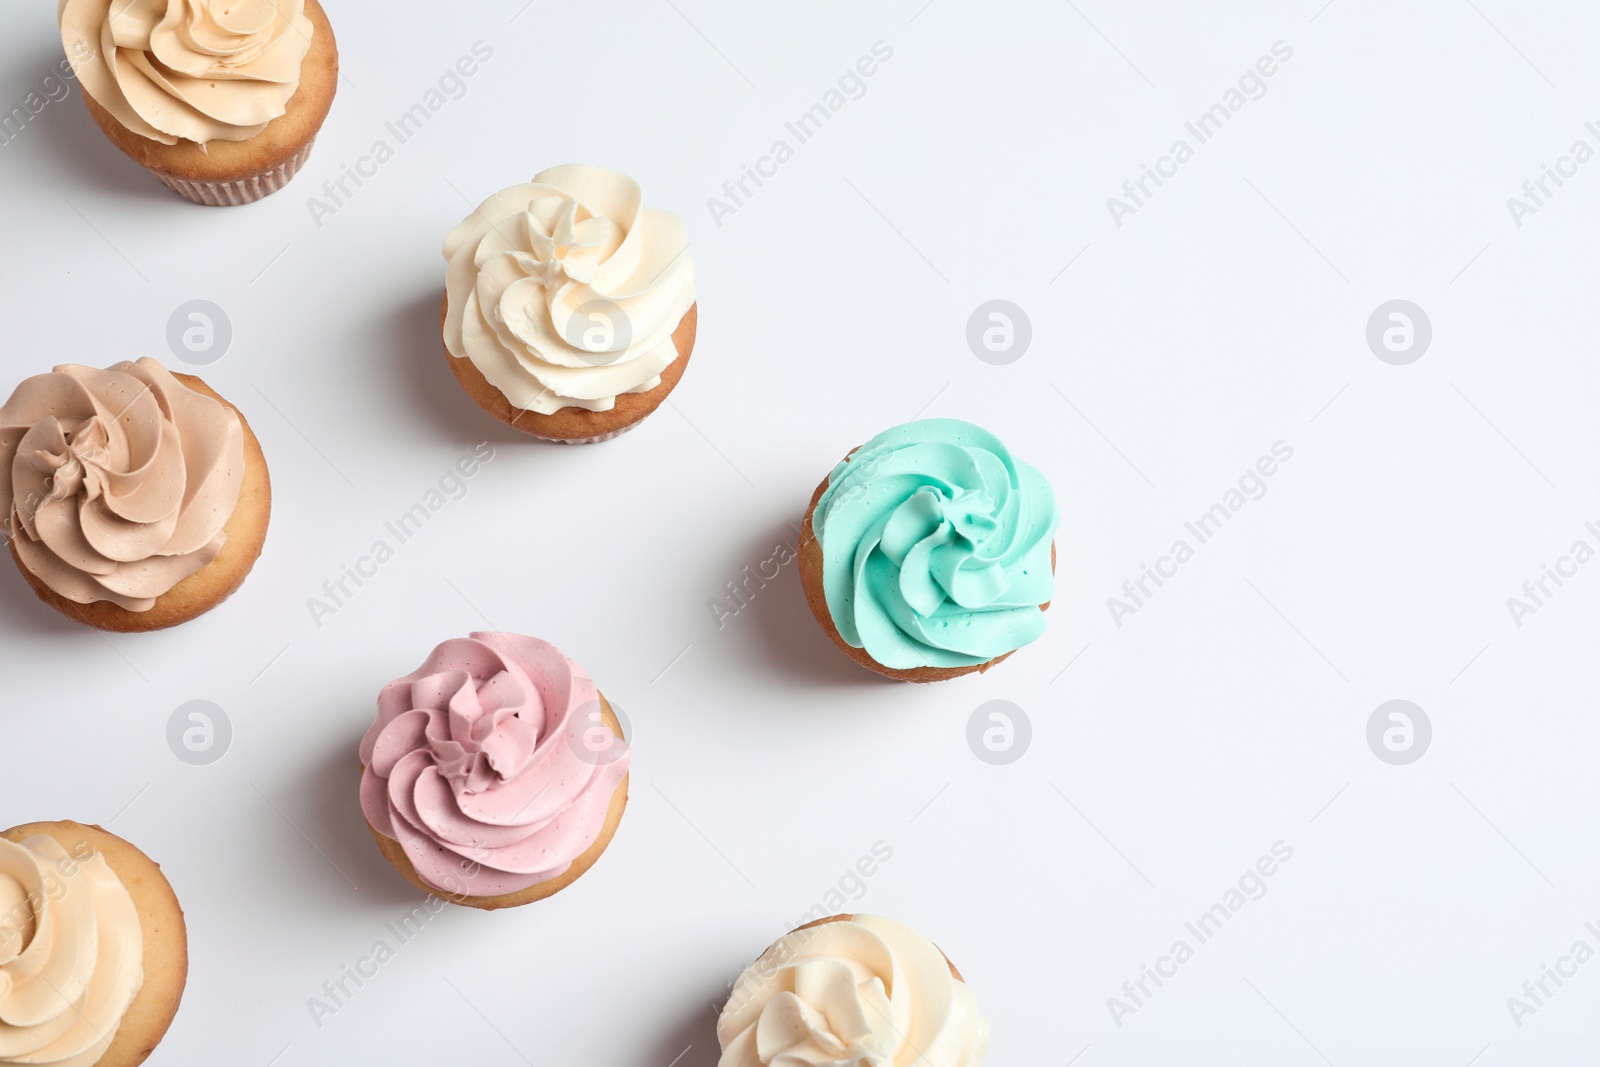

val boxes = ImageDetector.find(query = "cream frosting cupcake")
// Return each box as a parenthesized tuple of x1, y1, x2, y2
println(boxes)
(718, 914, 988, 1067)
(0, 358, 271, 632)
(441, 165, 698, 443)
(799, 418, 1058, 682)
(59, 0, 338, 205)
(359, 632, 631, 909)
(0, 821, 187, 1067)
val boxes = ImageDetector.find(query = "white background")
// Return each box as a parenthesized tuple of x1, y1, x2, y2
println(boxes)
(3, 1, 1600, 1063)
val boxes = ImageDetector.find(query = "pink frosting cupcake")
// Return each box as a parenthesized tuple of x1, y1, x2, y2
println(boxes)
(358, 632, 630, 909)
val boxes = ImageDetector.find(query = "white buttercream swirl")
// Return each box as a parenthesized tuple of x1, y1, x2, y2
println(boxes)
(443, 165, 696, 414)
(60, 0, 315, 145)
(0, 837, 144, 1067)
(717, 915, 988, 1067)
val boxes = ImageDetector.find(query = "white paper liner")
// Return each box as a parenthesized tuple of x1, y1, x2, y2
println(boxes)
(525, 418, 645, 445)
(149, 138, 316, 207)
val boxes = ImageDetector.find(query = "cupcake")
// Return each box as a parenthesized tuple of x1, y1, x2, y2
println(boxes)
(718, 914, 988, 1067)
(59, 0, 338, 206)
(799, 418, 1058, 682)
(0, 821, 188, 1067)
(359, 632, 631, 910)
(441, 165, 698, 443)
(0, 358, 271, 632)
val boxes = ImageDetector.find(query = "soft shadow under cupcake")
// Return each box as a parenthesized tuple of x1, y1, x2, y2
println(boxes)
(22, 56, 177, 205)
(733, 516, 895, 689)
(0, 552, 83, 636)
(640, 993, 722, 1067)
(287, 734, 423, 912)
(377, 287, 539, 449)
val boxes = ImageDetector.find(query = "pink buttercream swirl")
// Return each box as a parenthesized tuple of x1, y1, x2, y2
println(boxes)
(358, 632, 629, 897)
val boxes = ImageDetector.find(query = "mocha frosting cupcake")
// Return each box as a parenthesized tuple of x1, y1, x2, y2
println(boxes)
(718, 914, 988, 1067)
(799, 418, 1058, 681)
(0, 358, 271, 631)
(441, 165, 698, 443)
(359, 632, 631, 909)
(59, 0, 338, 205)
(0, 821, 188, 1067)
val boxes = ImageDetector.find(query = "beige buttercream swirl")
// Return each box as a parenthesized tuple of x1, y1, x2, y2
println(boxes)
(718, 915, 988, 1067)
(443, 165, 697, 414)
(0, 837, 144, 1067)
(0, 358, 244, 611)
(60, 0, 314, 145)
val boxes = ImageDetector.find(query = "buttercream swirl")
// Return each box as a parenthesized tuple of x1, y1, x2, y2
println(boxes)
(718, 915, 988, 1067)
(812, 418, 1057, 669)
(359, 632, 630, 897)
(0, 836, 144, 1067)
(443, 165, 696, 414)
(59, 0, 315, 146)
(0, 358, 245, 612)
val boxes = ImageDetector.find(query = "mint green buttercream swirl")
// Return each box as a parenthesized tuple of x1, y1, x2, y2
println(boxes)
(814, 418, 1058, 670)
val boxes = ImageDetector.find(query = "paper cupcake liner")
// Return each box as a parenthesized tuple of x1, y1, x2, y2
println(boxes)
(527, 419, 644, 445)
(149, 138, 316, 207)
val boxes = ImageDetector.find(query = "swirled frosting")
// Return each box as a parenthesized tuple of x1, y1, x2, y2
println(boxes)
(0, 836, 144, 1067)
(359, 632, 631, 897)
(0, 358, 245, 611)
(443, 165, 696, 414)
(812, 418, 1057, 670)
(59, 0, 315, 146)
(718, 915, 988, 1067)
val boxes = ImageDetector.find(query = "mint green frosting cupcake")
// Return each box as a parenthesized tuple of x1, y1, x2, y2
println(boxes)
(811, 418, 1058, 671)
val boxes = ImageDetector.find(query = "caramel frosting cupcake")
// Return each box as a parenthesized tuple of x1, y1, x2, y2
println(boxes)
(359, 632, 630, 910)
(0, 358, 270, 631)
(60, 0, 338, 205)
(0, 821, 187, 1067)
(442, 165, 698, 443)
(718, 914, 988, 1067)
(800, 418, 1058, 682)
